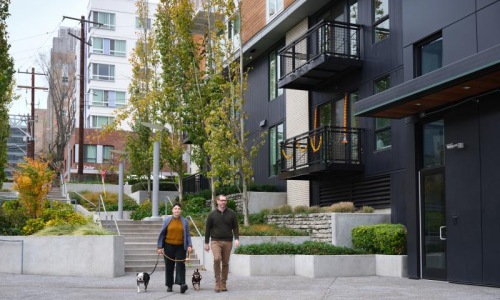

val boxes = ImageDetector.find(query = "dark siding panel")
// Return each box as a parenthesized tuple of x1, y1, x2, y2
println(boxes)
(245, 51, 286, 191)
(316, 174, 390, 208)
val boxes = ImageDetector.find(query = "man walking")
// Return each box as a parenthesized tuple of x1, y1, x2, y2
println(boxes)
(204, 194, 240, 292)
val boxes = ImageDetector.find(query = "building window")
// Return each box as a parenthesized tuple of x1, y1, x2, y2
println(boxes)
(374, 75, 390, 150)
(135, 17, 152, 29)
(375, 118, 391, 150)
(267, 0, 284, 21)
(270, 123, 284, 176)
(90, 116, 114, 128)
(84, 145, 97, 163)
(92, 90, 126, 107)
(269, 49, 283, 101)
(416, 34, 443, 76)
(373, 0, 389, 43)
(91, 63, 115, 81)
(103, 145, 114, 164)
(350, 90, 360, 128)
(228, 13, 240, 47)
(92, 11, 115, 30)
(92, 38, 126, 57)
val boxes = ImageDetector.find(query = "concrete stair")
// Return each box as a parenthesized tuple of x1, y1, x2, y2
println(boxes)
(101, 219, 201, 273)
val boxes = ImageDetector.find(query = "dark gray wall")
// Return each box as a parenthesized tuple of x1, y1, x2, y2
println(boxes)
(245, 46, 286, 191)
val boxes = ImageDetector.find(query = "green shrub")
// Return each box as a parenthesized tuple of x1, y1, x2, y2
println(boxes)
(352, 223, 407, 255)
(239, 224, 307, 236)
(235, 241, 366, 255)
(0, 200, 28, 235)
(34, 223, 114, 236)
(131, 181, 177, 193)
(358, 206, 375, 213)
(22, 218, 45, 235)
(130, 200, 153, 220)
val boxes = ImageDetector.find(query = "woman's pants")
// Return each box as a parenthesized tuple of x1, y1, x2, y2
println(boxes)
(163, 243, 186, 287)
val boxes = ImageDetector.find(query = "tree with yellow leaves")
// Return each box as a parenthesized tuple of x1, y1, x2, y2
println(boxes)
(13, 157, 55, 218)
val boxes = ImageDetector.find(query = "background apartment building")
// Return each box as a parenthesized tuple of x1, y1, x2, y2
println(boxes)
(66, 0, 157, 179)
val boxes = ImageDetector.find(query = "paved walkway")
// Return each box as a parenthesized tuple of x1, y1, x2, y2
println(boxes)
(1, 269, 499, 300)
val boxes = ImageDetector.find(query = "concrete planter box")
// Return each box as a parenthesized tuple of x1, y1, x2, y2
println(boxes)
(200, 236, 309, 271)
(331, 213, 390, 248)
(0, 235, 124, 278)
(230, 255, 295, 276)
(229, 254, 407, 278)
(376, 254, 408, 278)
(295, 255, 375, 278)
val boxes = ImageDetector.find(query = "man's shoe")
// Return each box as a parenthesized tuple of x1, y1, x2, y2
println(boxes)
(214, 282, 221, 293)
(180, 284, 188, 294)
(221, 282, 228, 292)
(167, 286, 173, 292)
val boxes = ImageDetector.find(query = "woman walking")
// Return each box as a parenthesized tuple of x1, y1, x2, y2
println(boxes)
(157, 203, 192, 293)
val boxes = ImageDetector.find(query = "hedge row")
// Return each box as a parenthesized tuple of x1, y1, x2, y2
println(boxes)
(352, 223, 407, 255)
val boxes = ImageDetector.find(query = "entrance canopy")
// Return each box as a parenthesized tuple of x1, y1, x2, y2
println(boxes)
(356, 44, 500, 119)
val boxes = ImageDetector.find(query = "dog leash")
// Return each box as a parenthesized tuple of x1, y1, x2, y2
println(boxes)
(161, 250, 191, 263)
(149, 253, 161, 276)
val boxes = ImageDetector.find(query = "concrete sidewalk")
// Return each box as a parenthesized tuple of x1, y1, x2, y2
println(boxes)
(1, 269, 499, 300)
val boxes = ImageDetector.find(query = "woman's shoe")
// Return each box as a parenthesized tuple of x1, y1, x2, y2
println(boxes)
(167, 286, 173, 292)
(180, 284, 188, 293)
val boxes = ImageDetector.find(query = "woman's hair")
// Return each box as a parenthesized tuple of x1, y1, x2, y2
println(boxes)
(173, 202, 182, 209)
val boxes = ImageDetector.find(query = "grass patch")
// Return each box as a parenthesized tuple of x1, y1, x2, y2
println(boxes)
(34, 223, 115, 236)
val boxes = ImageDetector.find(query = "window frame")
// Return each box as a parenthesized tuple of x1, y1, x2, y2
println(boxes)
(84, 145, 97, 163)
(103, 145, 115, 164)
(267, 0, 284, 22)
(269, 123, 284, 177)
(90, 115, 114, 128)
(415, 33, 443, 77)
(373, 75, 391, 150)
(91, 63, 115, 81)
(373, 0, 389, 43)
(92, 11, 116, 30)
(269, 49, 283, 101)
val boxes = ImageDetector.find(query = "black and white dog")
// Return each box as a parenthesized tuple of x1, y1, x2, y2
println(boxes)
(192, 269, 202, 291)
(136, 272, 151, 293)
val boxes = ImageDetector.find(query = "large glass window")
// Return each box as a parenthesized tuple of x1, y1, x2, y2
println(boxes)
(417, 35, 443, 76)
(91, 63, 115, 81)
(228, 13, 241, 48)
(92, 90, 126, 107)
(90, 116, 114, 128)
(135, 17, 152, 29)
(103, 145, 114, 164)
(270, 123, 284, 176)
(92, 38, 126, 56)
(423, 120, 444, 168)
(269, 49, 283, 101)
(267, 0, 284, 21)
(84, 145, 97, 163)
(92, 11, 116, 30)
(373, 0, 389, 43)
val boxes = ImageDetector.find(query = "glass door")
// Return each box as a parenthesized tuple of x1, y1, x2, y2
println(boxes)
(419, 120, 446, 280)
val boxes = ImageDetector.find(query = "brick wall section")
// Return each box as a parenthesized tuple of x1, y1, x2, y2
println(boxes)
(285, 18, 310, 208)
(267, 213, 332, 243)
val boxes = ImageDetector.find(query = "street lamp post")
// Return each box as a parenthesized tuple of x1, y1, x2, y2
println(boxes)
(141, 122, 166, 220)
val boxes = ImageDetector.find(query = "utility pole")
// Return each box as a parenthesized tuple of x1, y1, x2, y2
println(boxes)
(18, 67, 48, 159)
(64, 16, 101, 179)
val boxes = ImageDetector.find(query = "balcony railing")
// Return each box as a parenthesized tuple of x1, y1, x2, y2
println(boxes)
(279, 126, 363, 180)
(278, 20, 362, 90)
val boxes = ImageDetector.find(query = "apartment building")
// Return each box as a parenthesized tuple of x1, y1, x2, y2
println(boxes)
(66, 0, 157, 179)
(237, 0, 500, 287)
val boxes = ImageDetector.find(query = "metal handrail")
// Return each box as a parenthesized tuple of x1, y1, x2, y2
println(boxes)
(186, 215, 204, 268)
(74, 191, 97, 208)
(98, 194, 120, 235)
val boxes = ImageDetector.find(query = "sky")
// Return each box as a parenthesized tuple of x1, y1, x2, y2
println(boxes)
(7, 0, 88, 116)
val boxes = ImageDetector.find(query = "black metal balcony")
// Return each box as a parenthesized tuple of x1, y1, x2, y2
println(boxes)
(279, 126, 363, 180)
(278, 20, 362, 90)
